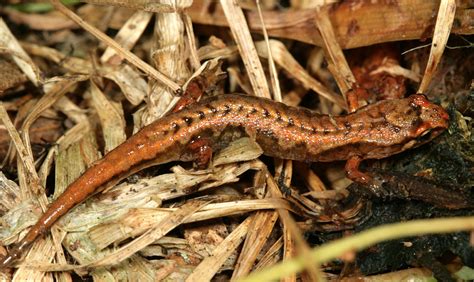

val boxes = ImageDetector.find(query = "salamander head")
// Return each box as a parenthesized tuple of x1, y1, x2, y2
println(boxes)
(384, 94, 449, 150)
(359, 94, 449, 159)
(410, 94, 449, 138)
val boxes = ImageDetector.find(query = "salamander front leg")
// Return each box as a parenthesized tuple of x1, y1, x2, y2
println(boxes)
(171, 81, 204, 113)
(344, 156, 371, 184)
(346, 87, 371, 113)
(171, 61, 225, 113)
(187, 138, 213, 169)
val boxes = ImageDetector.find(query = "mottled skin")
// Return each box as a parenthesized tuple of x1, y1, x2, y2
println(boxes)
(0, 94, 448, 268)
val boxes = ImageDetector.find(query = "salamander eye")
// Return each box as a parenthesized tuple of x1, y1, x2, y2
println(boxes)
(409, 101, 421, 113)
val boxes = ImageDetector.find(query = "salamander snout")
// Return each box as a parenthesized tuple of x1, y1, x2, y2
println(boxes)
(409, 94, 449, 142)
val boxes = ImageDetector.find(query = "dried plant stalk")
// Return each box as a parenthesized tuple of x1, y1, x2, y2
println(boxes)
(186, 217, 252, 282)
(0, 19, 40, 86)
(314, 8, 354, 99)
(100, 10, 153, 64)
(220, 0, 271, 99)
(50, 0, 181, 93)
(418, 0, 457, 93)
(232, 211, 279, 279)
(80, 0, 192, 13)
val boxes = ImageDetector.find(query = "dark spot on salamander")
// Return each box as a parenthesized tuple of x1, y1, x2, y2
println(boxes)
(182, 116, 193, 126)
(207, 104, 218, 114)
(256, 128, 276, 140)
(323, 127, 330, 135)
(298, 141, 307, 147)
(197, 111, 205, 119)
(390, 124, 401, 133)
(262, 108, 270, 118)
(411, 117, 423, 128)
(287, 117, 294, 127)
(223, 104, 231, 116)
(370, 121, 379, 130)
(409, 102, 422, 115)
(344, 121, 352, 130)
(293, 140, 307, 152)
(367, 109, 380, 119)
(237, 105, 244, 112)
(162, 130, 169, 135)
(171, 122, 180, 132)
(311, 127, 317, 134)
(343, 122, 352, 136)
(246, 108, 258, 118)
(380, 121, 391, 132)
(276, 111, 282, 122)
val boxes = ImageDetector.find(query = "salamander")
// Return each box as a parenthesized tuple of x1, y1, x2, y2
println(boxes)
(0, 93, 449, 268)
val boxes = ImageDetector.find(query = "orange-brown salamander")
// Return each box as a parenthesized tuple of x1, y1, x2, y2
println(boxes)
(0, 93, 449, 268)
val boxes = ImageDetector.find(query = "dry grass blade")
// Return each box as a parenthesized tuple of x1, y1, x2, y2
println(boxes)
(0, 104, 43, 199)
(371, 64, 421, 83)
(0, 19, 40, 86)
(47, 198, 288, 264)
(53, 125, 97, 198)
(22, 41, 147, 106)
(12, 238, 56, 281)
(265, 167, 323, 281)
(81, 0, 192, 13)
(50, 0, 181, 93)
(185, 216, 252, 281)
(36, 97, 90, 184)
(213, 137, 263, 166)
(232, 211, 279, 279)
(0, 172, 22, 212)
(104, 65, 147, 106)
(255, 40, 346, 108)
(0, 105, 56, 280)
(20, 42, 95, 74)
(219, 0, 270, 99)
(87, 200, 208, 268)
(255, 0, 281, 101)
(186, 199, 293, 222)
(89, 82, 126, 152)
(418, 0, 457, 93)
(21, 80, 79, 147)
(183, 13, 201, 70)
(313, 8, 354, 100)
(100, 10, 153, 64)
(139, 6, 191, 126)
(254, 236, 283, 271)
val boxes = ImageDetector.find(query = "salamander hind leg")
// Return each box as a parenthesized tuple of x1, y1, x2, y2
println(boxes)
(185, 138, 213, 170)
(346, 87, 371, 113)
(344, 156, 371, 184)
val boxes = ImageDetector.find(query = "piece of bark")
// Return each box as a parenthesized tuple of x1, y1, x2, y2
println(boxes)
(347, 169, 474, 209)
(188, 1, 473, 49)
